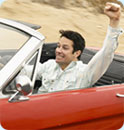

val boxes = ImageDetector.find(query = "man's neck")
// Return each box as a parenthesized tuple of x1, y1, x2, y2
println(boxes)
(59, 59, 78, 70)
(60, 64, 69, 70)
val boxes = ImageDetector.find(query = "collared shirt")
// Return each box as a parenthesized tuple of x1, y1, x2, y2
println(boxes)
(37, 60, 88, 93)
(22, 26, 123, 93)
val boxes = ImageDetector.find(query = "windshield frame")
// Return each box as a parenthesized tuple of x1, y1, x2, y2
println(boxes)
(0, 18, 45, 92)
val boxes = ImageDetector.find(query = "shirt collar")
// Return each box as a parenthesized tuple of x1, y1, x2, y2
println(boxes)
(56, 61, 82, 71)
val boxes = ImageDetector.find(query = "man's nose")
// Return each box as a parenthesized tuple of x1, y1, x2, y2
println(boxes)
(56, 47, 62, 53)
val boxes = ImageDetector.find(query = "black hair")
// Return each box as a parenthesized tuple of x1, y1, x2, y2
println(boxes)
(59, 30, 85, 59)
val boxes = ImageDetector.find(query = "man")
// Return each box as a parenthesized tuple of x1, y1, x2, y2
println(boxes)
(22, 2, 122, 93)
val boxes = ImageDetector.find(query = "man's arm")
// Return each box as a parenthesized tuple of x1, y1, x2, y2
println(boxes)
(85, 2, 123, 86)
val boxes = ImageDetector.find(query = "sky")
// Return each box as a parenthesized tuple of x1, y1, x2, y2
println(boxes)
(0, 0, 5, 6)
(118, 0, 124, 5)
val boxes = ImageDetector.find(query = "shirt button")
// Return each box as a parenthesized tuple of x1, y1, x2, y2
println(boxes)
(50, 88, 53, 90)
(51, 80, 54, 82)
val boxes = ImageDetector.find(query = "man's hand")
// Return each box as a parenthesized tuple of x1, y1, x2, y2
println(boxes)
(104, 2, 121, 28)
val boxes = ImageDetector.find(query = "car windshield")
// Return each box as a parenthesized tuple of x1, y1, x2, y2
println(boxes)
(0, 23, 30, 69)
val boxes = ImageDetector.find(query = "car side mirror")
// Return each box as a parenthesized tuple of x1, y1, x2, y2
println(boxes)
(8, 75, 32, 103)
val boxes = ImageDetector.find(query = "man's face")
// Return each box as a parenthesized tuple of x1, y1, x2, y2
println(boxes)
(55, 36, 79, 69)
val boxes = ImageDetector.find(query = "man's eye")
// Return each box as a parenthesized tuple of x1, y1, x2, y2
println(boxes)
(63, 46, 69, 50)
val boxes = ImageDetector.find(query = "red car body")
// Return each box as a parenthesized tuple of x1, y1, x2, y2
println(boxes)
(0, 84, 124, 130)
(0, 18, 124, 130)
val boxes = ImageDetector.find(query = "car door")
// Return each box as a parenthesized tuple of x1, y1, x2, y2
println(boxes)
(0, 84, 124, 130)
(0, 18, 45, 129)
(0, 18, 124, 130)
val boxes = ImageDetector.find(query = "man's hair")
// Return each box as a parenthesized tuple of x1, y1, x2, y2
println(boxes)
(59, 30, 85, 59)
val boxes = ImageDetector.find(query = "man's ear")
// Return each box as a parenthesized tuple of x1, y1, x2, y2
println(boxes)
(74, 50, 81, 58)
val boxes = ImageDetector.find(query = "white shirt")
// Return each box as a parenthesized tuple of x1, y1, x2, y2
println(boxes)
(22, 26, 123, 93)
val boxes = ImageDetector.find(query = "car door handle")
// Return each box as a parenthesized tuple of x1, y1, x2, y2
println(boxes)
(116, 93, 124, 97)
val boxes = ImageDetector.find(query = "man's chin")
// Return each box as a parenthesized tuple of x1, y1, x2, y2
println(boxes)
(55, 59, 63, 64)
(55, 59, 60, 63)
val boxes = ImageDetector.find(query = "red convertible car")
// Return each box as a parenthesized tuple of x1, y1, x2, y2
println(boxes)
(0, 18, 124, 130)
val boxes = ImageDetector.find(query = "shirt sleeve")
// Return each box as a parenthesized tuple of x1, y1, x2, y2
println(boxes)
(85, 26, 123, 87)
(36, 59, 55, 80)
(19, 65, 33, 78)
(19, 62, 46, 80)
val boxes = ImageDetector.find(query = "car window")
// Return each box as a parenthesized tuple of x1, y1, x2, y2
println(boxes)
(2, 50, 39, 95)
(0, 23, 30, 69)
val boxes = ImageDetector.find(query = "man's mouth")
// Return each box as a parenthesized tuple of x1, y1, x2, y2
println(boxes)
(56, 54, 64, 60)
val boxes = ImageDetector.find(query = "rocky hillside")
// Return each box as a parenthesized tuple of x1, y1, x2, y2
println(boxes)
(30, 0, 123, 13)
(0, 0, 124, 53)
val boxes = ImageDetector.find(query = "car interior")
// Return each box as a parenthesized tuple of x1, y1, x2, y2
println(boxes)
(0, 43, 124, 95)
(33, 43, 124, 93)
